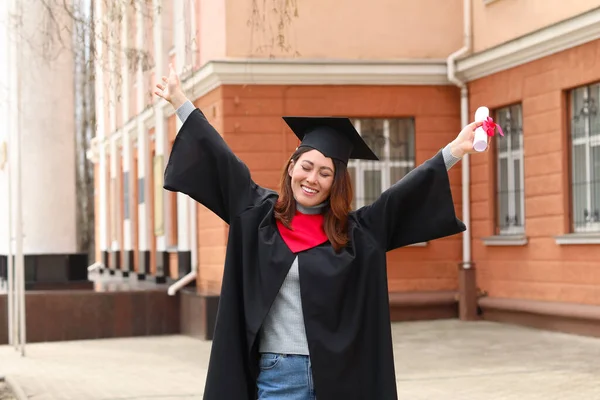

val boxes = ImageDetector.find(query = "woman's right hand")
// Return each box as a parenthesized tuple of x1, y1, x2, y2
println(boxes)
(155, 63, 187, 109)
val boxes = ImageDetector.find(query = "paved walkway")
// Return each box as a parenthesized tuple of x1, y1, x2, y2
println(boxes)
(1, 320, 599, 399)
(0, 382, 17, 400)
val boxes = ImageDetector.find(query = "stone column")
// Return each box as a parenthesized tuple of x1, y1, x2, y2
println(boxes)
(2, 0, 88, 288)
(120, 4, 133, 277)
(135, 4, 150, 279)
(174, 0, 192, 279)
(152, 0, 169, 283)
(96, 0, 109, 271)
(108, 7, 122, 275)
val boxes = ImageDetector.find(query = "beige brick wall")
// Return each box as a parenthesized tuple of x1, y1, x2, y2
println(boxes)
(469, 39, 600, 305)
(181, 84, 464, 294)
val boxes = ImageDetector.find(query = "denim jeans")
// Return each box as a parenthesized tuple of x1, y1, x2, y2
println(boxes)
(256, 353, 316, 400)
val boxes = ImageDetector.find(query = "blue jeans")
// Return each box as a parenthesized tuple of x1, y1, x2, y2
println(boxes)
(256, 353, 316, 400)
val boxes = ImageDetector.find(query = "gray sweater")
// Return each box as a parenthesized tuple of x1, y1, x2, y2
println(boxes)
(176, 100, 461, 355)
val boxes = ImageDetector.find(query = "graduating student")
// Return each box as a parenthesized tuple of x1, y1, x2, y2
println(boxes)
(155, 65, 486, 400)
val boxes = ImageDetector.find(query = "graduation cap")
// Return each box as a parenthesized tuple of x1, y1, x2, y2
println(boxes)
(282, 116, 379, 164)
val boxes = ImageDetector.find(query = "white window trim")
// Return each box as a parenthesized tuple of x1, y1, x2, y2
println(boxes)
(481, 234, 528, 246)
(555, 233, 600, 245)
(349, 119, 415, 210)
(571, 85, 600, 234)
(496, 105, 525, 236)
(350, 118, 424, 247)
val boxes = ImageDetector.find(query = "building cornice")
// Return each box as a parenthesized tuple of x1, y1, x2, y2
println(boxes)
(456, 7, 600, 81)
(88, 7, 600, 159)
(186, 58, 450, 88)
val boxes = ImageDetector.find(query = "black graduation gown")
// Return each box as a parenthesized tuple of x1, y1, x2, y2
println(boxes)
(163, 108, 466, 400)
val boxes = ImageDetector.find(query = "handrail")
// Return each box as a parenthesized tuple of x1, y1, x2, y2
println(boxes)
(167, 270, 197, 296)
(87, 262, 105, 272)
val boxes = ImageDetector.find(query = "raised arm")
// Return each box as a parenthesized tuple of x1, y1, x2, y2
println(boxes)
(157, 65, 264, 224)
(354, 121, 485, 251)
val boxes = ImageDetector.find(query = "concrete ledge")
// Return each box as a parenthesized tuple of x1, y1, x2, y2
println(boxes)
(179, 290, 459, 340)
(179, 290, 459, 341)
(479, 297, 600, 338)
(389, 291, 458, 321)
(180, 289, 219, 340)
(0, 290, 180, 344)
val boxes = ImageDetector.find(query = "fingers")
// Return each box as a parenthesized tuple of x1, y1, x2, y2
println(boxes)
(484, 136, 492, 152)
(154, 64, 177, 99)
(469, 120, 484, 129)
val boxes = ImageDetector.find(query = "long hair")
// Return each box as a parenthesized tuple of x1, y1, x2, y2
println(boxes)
(274, 147, 354, 252)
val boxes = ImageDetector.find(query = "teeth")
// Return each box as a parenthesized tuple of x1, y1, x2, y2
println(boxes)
(302, 186, 317, 194)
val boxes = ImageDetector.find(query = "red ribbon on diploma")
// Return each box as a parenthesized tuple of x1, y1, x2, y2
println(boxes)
(482, 117, 504, 137)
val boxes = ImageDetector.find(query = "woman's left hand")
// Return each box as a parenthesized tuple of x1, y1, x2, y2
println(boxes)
(448, 121, 489, 158)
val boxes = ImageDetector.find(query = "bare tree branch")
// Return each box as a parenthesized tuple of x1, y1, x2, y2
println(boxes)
(22, 0, 157, 260)
(22, 0, 298, 261)
(247, 0, 300, 57)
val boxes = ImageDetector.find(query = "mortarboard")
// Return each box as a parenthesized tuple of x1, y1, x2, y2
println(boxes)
(282, 116, 379, 164)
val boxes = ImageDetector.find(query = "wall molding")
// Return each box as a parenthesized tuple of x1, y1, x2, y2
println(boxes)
(185, 58, 450, 89)
(479, 296, 600, 338)
(389, 290, 458, 322)
(456, 7, 600, 81)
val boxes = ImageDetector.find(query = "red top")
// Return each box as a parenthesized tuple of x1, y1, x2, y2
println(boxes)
(276, 210, 328, 253)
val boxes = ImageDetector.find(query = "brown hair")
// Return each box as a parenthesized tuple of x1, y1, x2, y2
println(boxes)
(274, 147, 354, 252)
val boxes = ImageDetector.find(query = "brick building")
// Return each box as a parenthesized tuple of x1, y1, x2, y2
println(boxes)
(87, 0, 600, 339)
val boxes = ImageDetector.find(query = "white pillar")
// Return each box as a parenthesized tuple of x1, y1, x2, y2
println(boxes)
(153, 0, 168, 268)
(176, 145, 190, 255)
(174, 0, 190, 260)
(173, 0, 196, 278)
(120, 3, 132, 261)
(190, 199, 197, 271)
(136, 122, 148, 254)
(13, 1, 77, 255)
(0, 0, 9, 257)
(95, 0, 108, 262)
(110, 138, 118, 252)
(136, 3, 149, 274)
(120, 3, 129, 122)
(108, 3, 121, 260)
(9, 0, 25, 356)
(122, 130, 132, 253)
(174, 0, 186, 70)
(3, 0, 16, 348)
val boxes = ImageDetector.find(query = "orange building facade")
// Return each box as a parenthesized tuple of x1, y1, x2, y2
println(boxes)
(88, 1, 600, 339)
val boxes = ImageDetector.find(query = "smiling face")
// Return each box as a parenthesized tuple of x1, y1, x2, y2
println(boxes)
(288, 149, 335, 207)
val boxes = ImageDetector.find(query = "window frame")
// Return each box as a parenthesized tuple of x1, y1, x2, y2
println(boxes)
(493, 103, 526, 236)
(348, 118, 415, 210)
(569, 83, 600, 233)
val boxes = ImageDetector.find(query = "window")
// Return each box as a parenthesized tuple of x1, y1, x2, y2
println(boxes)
(494, 104, 525, 235)
(348, 118, 415, 210)
(570, 83, 600, 233)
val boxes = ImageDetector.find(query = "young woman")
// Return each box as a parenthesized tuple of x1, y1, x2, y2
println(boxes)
(155, 65, 486, 400)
